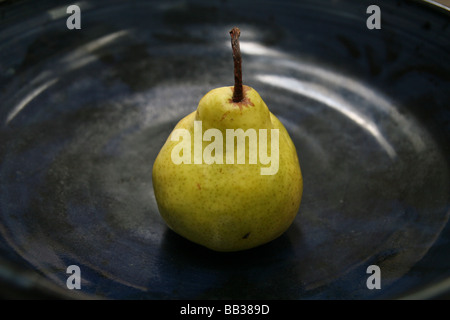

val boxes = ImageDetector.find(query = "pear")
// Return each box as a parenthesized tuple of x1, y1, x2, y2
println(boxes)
(152, 28, 302, 252)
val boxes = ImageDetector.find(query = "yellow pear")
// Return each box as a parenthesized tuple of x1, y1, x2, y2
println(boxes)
(152, 28, 302, 252)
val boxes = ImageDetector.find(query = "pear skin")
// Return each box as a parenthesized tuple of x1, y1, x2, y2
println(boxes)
(152, 85, 303, 252)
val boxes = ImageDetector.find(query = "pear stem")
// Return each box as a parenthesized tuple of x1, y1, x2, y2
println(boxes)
(230, 27, 244, 103)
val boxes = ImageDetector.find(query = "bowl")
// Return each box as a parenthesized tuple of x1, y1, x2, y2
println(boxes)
(0, 0, 449, 299)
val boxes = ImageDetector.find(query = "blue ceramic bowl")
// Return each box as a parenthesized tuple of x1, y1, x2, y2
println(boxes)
(0, 0, 449, 299)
